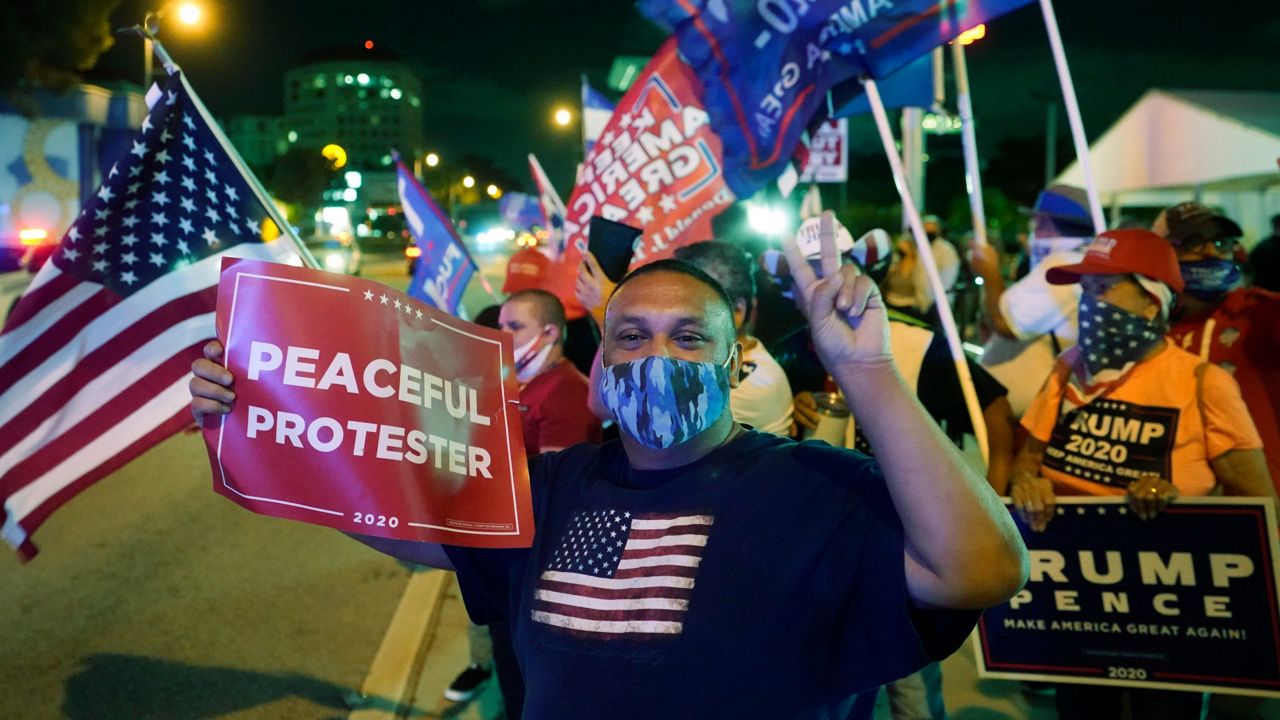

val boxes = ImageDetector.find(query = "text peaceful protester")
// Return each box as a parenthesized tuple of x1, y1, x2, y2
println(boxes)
(202, 258, 533, 548)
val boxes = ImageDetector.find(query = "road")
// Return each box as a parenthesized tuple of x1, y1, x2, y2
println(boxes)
(0, 252, 510, 719)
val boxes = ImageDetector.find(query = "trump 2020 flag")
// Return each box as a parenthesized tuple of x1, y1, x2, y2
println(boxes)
(639, 0, 1034, 196)
(582, 77, 616, 156)
(0, 71, 299, 559)
(499, 192, 545, 232)
(396, 155, 478, 317)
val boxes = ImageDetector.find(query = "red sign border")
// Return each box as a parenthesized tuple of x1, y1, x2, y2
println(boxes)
(211, 260, 528, 541)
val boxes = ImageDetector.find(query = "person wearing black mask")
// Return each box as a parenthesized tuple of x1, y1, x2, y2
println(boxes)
(1153, 203, 1280, 495)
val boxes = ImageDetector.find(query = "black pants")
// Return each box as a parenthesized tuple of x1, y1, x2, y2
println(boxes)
(1055, 683, 1204, 720)
(489, 622, 524, 720)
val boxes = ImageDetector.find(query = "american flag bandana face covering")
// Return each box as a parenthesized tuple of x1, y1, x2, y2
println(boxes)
(1076, 294, 1164, 384)
(598, 355, 730, 449)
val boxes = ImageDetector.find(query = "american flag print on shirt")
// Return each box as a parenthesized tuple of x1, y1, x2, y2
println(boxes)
(532, 510, 713, 637)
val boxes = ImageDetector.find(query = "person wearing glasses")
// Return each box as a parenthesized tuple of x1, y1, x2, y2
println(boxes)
(1009, 228, 1273, 720)
(1153, 203, 1280, 493)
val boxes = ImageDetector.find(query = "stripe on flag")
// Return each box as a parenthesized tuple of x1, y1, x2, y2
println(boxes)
(532, 510, 713, 637)
(0, 69, 300, 560)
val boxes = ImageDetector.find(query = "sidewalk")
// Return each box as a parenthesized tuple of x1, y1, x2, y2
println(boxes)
(402, 574, 504, 720)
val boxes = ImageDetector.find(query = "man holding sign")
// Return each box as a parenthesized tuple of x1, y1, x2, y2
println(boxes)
(190, 213, 1028, 718)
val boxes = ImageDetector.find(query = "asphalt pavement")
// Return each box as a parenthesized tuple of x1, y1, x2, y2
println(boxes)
(0, 430, 412, 719)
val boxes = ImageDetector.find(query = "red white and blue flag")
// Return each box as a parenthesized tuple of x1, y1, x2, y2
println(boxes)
(582, 77, 616, 156)
(546, 39, 736, 318)
(0, 72, 299, 559)
(527, 154, 567, 260)
(396, 155, 479, 317)
(639, 0, 1035, 196)
(531, 510, 713, 637)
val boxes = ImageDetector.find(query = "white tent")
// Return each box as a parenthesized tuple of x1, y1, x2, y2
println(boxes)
(1057, 89, 1280, 244)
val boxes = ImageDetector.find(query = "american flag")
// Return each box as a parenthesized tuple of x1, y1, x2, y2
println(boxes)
(531, 510, 713, 637)
(0, 71, 297, 560)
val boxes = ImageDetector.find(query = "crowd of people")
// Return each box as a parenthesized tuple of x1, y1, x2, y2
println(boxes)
(188, 188, 1279, 719)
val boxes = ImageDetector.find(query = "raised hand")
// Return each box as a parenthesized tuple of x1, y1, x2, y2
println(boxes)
(575, 251, 616, 327)
(782, 211, 892, 375)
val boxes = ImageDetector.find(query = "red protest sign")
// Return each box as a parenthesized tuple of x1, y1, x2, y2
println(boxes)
(203, 258, 532, 548)
(548, 38, 736, 317)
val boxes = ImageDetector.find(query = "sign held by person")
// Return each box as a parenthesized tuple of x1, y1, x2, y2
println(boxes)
(203, 258, 532, 548)
(798, 119, 849, 183)
(976, 497, 1280, 697)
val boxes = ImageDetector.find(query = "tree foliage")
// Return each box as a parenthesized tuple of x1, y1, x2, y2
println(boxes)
(0, 0, 121, 95)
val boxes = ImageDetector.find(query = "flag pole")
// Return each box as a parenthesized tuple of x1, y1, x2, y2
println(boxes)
(140, 30, 321, 270)
(863, 77, 990, 464)
(1039, 0, 1106, 234)
(951, 42, 989, 248)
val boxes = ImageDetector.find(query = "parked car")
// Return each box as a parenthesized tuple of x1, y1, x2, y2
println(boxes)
(305, 235, 362, 275)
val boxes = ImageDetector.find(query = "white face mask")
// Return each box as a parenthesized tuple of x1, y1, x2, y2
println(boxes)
(514, 331, 554, 383)
(1029, 235, 1088, 268)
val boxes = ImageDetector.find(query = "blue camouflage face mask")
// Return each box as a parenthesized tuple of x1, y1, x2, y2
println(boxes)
(1180, 259, 1241, 302)
(597, 354, 731, 449)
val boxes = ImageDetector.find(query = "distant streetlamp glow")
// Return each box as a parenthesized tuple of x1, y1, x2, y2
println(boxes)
(486, 184, 502, 199)
(425, 152, 439, 167)
(321, 144, 348, 169)
(954, 24, 987, 45)
(553, 107, 573, 127)
(462, 175, 476, 189)
(175, 2, 202, 26)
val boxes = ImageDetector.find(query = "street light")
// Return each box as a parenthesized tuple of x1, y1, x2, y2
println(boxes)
(462, 175, 476, 189)
(486, 184, 502, 199)
(425, 152, 439, 168)
(321, 144, 348, 169)
(140, 1, 206, 86)
(553, 107, 573, 127)
(175, 2, 202, 26)
(954, 24, 986, 45)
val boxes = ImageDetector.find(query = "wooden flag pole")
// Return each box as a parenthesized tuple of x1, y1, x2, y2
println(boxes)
(864, 77, 990, 464)
(1039, 0, 1106, 234)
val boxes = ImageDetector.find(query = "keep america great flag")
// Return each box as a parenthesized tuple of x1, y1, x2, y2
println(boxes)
(0, 71, 298, 560)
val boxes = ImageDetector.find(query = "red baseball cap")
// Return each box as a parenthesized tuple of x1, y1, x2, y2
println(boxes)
(502, 246, 551, 294)
(1045, 229, 1184, 292)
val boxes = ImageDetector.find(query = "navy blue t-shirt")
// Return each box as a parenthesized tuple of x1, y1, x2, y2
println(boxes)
(444, 430, 977, 719)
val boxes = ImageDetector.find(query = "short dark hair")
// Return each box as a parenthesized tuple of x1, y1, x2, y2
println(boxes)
(505, 289, 567, 344)
(673, 241, 756, 312)
(607, 259, 737, 343)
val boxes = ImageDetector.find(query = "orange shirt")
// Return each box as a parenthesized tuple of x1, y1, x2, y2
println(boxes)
(1022, 340, 1262, 497)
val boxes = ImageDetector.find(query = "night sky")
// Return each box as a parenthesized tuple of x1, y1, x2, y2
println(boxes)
(86, 0, 1278, 202)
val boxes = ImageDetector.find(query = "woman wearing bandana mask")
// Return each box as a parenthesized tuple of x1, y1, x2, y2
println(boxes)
(1009, 229, 1274, 720)
(1154, 202, 1280, 497)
